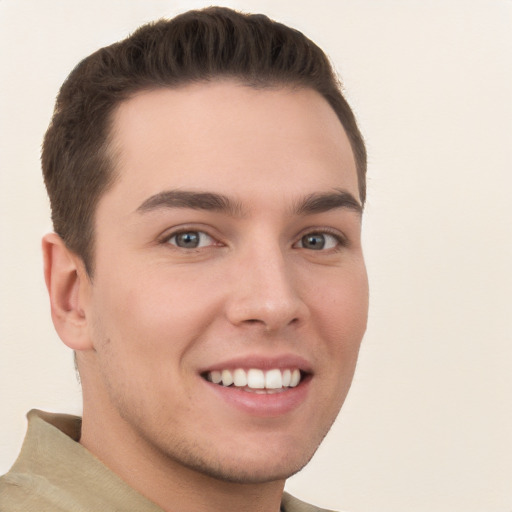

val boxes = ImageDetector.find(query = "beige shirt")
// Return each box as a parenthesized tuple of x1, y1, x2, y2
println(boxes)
(1, 410, 335, 512)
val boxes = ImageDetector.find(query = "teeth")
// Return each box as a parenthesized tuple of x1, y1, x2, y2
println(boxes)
(282, 369, 291, 387)
(210, 370, 222, 384)
(290, 368, 301, 387)
(233, 368, 247, 387)
(221, 369, 234, 386)
(247, 369, 265, 389)
(205, 368, 303, 390)
(265, 369, 282, 389)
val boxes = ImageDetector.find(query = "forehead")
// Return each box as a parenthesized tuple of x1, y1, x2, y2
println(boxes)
(105, 81, 358, 211)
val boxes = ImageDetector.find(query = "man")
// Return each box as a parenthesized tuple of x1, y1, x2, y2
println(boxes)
(0, 7, 368, 512)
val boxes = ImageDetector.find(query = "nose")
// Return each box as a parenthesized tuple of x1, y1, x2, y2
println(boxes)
(225, 242, 308, 333)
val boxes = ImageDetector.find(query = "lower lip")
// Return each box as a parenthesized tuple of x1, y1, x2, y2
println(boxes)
(202, 376, 311, 417)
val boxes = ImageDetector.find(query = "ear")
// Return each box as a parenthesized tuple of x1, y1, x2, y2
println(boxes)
(42, 233, 93, 351)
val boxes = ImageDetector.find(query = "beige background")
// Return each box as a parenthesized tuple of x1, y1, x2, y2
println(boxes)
(1, 1, 511, 511)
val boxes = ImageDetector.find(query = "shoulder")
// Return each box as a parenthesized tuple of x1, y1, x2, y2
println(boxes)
(281, 492, 340, 512)
(0, 472, 61, 512)
(0, 410, 162, 512)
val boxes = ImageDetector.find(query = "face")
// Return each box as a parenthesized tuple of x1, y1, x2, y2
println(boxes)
(81, 81, 368, 484)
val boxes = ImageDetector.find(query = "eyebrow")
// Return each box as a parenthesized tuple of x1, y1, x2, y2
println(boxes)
(136, 188, 362, 217)
(293, 189, 363, 216)
(136, 190, 244, 216)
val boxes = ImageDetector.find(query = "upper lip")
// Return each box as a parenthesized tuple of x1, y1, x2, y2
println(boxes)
(198, 353, 313, 374)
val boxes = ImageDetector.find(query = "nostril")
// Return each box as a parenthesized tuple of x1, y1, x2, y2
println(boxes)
(242, 316, 300, 330)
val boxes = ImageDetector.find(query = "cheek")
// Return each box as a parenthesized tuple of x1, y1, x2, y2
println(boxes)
(311, 264, 369, 349)
(89, 267, 223, 362)
(304, 266, 368, 427)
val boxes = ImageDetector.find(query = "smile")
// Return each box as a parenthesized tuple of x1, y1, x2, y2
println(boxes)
(203, 368, 302, 393)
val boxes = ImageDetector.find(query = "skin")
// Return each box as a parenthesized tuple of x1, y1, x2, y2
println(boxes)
(44, 81, 369, 512)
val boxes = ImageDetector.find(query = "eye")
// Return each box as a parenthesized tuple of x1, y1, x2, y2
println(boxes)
(296, 232, 341, 251)
(166, 230, 215, 249)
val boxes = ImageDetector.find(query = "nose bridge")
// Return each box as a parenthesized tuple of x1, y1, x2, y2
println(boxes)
(226, 237, 305, 331)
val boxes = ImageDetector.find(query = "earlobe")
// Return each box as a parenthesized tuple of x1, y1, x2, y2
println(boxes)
(42, 233, 93, 351)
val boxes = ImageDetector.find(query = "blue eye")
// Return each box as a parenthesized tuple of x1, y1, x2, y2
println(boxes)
(167, 231, 214, 249)
(298, 233, 340, 250)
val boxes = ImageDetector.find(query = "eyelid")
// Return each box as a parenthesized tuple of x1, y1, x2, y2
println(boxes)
(158, 224, 222, 248)
(293, 227, 348, 250)
(169, 231, 214, 248)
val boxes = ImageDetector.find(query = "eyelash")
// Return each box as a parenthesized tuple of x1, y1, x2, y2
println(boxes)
(160, 227, 347, 252)
(161, 228, 221, 250)
(293, 229, 347, 251)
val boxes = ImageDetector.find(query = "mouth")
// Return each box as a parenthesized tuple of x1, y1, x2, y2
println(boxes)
(201, 368, 306, 394)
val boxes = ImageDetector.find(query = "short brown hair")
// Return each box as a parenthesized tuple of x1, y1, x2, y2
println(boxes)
(42, 6, 366, 274)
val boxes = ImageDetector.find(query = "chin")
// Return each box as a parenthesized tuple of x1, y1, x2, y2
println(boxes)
(180, 450, 314, 485)
(162, 429, 327, 485)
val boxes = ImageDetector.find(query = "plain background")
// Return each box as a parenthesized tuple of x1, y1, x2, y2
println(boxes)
(0, 1, 511, 511)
